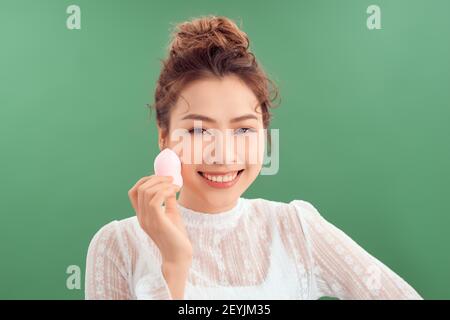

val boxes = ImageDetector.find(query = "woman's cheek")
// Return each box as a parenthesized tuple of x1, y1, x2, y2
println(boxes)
(169, 134, 204, 165)
(180, 164, 197, 185)
(239, 132, 265, 167)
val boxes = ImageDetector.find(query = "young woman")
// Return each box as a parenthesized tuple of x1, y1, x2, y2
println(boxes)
(85, 15, 422, 300)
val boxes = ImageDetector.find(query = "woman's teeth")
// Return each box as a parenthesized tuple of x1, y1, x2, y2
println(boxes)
(200, 171, 239, 183)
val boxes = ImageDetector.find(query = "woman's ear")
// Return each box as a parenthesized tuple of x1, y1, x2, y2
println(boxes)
(157, 126, 166, 151)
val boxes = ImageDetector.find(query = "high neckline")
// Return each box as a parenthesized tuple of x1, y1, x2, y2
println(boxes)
(176, 197, 246, 229)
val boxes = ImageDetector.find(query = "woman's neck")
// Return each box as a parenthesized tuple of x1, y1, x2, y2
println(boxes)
(177, 190, 239, 214)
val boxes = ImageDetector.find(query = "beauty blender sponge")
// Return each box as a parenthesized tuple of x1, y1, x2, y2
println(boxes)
(153, 148, 183, 188)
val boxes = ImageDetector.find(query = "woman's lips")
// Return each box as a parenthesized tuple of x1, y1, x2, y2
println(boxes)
(197, 169, 244, 189)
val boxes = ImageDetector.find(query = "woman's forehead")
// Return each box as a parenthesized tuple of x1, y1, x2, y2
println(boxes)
(180, 75, 257, 105)
(171, 78, 262, 123)
(171, 100, 262, 124)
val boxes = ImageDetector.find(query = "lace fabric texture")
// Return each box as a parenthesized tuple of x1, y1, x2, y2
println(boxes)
(85, 197, 423, 300)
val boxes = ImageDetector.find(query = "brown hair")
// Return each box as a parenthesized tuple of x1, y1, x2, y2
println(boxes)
(148, 15, 280, 148)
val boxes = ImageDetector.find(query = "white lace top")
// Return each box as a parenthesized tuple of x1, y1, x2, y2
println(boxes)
(84, 197, 423, 300)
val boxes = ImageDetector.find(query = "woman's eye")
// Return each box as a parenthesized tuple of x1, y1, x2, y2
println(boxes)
(188, 127, 209, 135)
(235, 128, 255, 135)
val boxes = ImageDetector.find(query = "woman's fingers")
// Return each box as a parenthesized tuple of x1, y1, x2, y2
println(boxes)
(129, 176, 151, 194)
(137, 183, 179, 231)
(138, 181, 176, 217)
(165, 185, 181, 213)
(128, 175, 172, 212)
(137, 176, 173, 196)
(128, 176, 152, 211)
(148, 185, 180, 215)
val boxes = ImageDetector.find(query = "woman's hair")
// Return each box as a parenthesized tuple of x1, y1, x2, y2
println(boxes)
(149, 15, 280, 147)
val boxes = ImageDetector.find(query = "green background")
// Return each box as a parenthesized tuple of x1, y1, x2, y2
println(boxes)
(1, 0, 449, 299)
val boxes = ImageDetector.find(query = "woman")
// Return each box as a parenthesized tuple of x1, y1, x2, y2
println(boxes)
(85, 15, 422, 300)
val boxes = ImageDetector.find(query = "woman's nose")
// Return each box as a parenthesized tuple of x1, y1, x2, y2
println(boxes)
(203, 131, 245, 165)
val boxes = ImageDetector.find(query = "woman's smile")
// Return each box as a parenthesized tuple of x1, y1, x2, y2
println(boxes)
(197, 169, 245, 188)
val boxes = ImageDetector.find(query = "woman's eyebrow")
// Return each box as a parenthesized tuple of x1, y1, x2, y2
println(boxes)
(180, 113, 258, 123)
(230, 114, 259, 123)
(181, 114, 216, 123)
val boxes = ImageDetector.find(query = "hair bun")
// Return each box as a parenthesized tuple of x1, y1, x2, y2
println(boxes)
(168, 15, 250, 57)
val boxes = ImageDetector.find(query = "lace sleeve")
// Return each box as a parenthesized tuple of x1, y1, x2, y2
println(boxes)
(291, 200, 423, 300)
(85, 221, 132, 299)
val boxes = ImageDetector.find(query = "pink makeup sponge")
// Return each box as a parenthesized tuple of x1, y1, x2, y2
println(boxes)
(153, 148, 183, 188)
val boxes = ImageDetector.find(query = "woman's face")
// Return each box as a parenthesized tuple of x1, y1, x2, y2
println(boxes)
(158, 74, 266, 213)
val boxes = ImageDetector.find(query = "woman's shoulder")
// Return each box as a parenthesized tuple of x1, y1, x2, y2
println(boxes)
(243, 198, 326, 254)
(243, 197, 327, 240)
(87, 216, 142, 256)
(89, 215, 138, 238)
(241, 197, 323, 235)
(244, 197, 322, 219)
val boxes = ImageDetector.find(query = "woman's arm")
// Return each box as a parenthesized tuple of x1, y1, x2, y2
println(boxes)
(291, 200, 423, 300)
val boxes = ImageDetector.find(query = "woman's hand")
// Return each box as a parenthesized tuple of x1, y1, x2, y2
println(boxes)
(128, 175, 193, 265)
